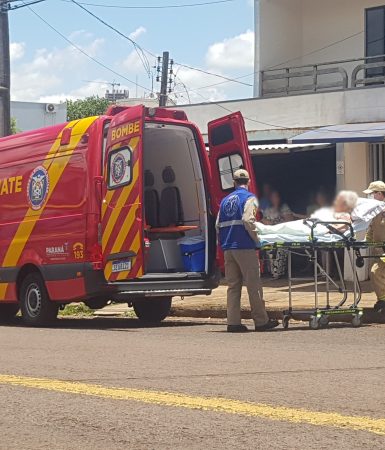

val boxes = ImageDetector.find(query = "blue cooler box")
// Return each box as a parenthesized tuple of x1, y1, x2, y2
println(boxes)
(178, 237, 205, 272)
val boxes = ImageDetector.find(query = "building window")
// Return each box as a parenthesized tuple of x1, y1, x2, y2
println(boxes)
(369, 143, 385, 181)
(365, 6, 385, 78)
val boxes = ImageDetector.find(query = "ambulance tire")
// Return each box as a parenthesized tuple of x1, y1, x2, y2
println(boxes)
(19, 273, 59, 326)
(0, 304, 19, 323)
(133, 297, 172, 323)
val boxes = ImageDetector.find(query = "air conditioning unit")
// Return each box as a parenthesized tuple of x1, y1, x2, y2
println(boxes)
(45, 103, 57, 114)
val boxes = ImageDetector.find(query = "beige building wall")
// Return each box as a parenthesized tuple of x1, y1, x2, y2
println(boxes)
(257, 0, 385, 76)
(343, 143, 369, 193)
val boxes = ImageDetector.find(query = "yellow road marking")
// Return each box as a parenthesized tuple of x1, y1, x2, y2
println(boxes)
(0, 374, 384, 436)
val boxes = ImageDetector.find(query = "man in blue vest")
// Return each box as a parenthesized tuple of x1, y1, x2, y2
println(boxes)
(217, 169, 279, 332)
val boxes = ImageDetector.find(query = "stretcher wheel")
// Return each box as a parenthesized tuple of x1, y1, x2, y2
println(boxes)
(309, 317, 320, 330)
(319, 316, 329, 328)
(282, 315, 290, 329)
(352, 315, 362, 328)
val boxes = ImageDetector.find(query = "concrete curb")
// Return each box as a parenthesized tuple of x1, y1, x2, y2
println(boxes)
(170, 307, 385, 324)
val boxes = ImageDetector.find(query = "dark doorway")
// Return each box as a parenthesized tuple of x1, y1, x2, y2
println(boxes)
(252, 146, 336, 214)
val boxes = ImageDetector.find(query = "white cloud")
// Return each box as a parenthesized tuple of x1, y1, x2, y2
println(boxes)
(205, 30, 254, 70)
(121, 49, 147, 73)
(11, 37, 105, 102)
(129, 26, 146, 40)
(171, 67, 228, 104)
(10, 42, 25, 61)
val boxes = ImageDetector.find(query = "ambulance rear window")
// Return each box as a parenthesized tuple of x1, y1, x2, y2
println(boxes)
(218, 153, 243, 190)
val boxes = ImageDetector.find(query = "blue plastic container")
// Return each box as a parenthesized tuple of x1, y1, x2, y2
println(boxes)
(179, 238, 205, 272)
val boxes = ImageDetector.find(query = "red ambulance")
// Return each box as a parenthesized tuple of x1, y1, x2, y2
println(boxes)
(0, 105, 256, 326)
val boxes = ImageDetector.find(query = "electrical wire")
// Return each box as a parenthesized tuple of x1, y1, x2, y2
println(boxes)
(59, 0, 236, 9)
(69, 0, 152, 77)
(63, 0, 254, 88)
(24, 3, 152, 92)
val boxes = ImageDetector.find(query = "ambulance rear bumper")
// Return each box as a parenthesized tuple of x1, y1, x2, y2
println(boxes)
(84, 264, 219, 301)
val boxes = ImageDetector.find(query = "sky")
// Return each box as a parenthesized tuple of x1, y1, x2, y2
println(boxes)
(8, 0, 256, 104)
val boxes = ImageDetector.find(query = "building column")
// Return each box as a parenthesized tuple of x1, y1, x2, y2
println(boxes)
(253, 0, 261, 97)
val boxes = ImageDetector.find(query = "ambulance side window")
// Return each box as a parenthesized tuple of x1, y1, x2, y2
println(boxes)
(108, 146, 132, 189)
(217, 153, 244, 190)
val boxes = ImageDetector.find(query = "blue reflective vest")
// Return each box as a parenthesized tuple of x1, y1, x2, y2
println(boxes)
(218, 187, 257, 250)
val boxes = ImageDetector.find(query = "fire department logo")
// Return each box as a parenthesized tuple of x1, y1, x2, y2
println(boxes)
(111, 153, 126, 184)
(223, 194, 240, 218)
(27, 166, 49, 210)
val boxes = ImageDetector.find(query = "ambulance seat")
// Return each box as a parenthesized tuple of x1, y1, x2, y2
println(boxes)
(159, 166, 184, 227)
(144, 170, 159, 228)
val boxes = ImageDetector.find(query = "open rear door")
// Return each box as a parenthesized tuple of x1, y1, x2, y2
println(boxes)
(102, 105, 145, 282)
(207, 111, 257, 215)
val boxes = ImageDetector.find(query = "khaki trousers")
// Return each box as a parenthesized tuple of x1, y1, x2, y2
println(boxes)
(370, 259, 385, 301)
(224, 249, 269, 327)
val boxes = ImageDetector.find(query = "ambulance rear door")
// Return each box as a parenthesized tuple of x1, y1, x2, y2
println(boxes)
(102, 105, 145, 282)
(207, 111, 257, 215)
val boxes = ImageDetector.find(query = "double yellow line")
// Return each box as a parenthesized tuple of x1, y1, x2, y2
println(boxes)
(0, 374, 384, 436)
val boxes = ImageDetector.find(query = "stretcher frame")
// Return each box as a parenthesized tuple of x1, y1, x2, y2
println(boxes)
(262, 220, 382, 330)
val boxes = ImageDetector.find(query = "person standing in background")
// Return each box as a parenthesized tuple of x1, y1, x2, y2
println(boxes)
(363, 181, 385, 313)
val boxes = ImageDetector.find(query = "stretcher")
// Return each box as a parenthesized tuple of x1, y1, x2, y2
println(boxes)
(260, 219, 384, 330)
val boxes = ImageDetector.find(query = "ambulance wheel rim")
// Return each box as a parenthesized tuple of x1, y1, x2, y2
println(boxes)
(25, 283, 42, 317)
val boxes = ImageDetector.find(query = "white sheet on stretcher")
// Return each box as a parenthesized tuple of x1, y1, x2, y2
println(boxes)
(258, 198, 385, 245)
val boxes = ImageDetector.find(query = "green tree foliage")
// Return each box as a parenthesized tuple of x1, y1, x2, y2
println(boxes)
(66, 96, 111, 121)
(10, 117, 20, 134)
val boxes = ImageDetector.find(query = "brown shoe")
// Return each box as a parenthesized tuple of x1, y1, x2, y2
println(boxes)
(255, 319, 279, 332)
(227, 325, 249, 333)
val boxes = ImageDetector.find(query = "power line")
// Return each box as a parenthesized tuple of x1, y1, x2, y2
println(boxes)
(64, 0, 253, 88)
(59, 0, 236, 9)
(24, 3, 152, 92)
(69, 0, 152, 77)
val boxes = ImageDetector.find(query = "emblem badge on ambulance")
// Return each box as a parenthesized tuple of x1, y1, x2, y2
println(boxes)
(111, 153, 126, 184)
(27, 166, 50, 210)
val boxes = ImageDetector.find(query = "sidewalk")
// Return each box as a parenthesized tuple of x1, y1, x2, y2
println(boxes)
(95, 278, 385, 324)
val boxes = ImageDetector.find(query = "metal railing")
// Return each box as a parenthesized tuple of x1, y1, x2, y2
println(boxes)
(261, 54, 385, 97)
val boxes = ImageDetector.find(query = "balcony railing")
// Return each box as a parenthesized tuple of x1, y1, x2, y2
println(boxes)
(260, 54, 385, 97)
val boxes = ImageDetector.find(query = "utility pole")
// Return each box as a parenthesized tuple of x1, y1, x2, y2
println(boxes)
(0, 0, 11, 136)
(159, 51, 169, 107)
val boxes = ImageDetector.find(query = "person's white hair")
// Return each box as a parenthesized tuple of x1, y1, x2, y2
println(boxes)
(338, 190, 359, 211)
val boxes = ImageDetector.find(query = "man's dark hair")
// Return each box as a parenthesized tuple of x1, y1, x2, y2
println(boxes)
(234, 178, 249, 187)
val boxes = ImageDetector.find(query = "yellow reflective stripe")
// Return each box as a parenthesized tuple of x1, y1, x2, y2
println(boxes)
(101, 137, 139, 220)
(115, 231, 141, 281)
(101, 141, 139, 252)
(0, 117, 98, 300)
(103, 195, 139, 280)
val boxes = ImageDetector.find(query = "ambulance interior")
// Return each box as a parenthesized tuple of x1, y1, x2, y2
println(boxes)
(142, 123, 208, 276)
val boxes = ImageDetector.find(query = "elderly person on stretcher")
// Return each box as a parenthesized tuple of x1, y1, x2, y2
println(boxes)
(256, 190, 384, 239)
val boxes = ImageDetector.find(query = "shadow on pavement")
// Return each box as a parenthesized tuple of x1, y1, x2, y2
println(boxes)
(0, 316, 209, 331)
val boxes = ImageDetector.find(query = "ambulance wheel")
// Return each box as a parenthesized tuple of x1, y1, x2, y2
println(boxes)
(19, 273, 58, 326)
(133, 297, 172, 323)
(0, 303, 19, 323)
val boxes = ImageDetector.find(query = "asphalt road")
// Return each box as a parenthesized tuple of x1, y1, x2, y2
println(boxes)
(0, 317, 384, 449)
